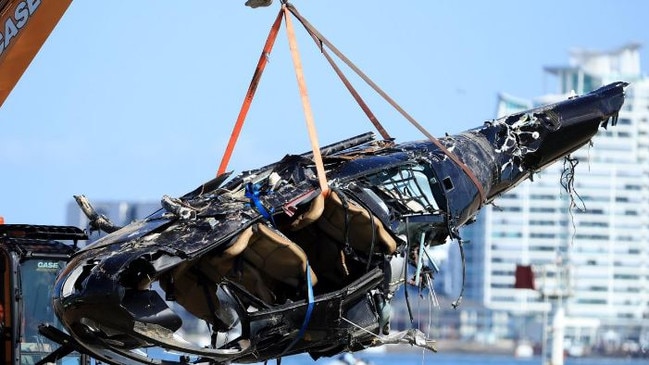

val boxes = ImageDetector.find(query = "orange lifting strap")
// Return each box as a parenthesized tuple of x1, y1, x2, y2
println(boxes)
(282, 4, 329, 195)
(216, 5, 329, 195)
(217, 8, 284, 177)
(217, 2, 486, 204)
(216, 5, 391, 186)
(285, 4, 486, 204)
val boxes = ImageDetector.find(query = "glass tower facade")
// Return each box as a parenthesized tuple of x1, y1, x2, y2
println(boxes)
(456, 44, 649, 342)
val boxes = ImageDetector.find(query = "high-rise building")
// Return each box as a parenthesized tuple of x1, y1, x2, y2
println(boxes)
(454, 43, 649, 345)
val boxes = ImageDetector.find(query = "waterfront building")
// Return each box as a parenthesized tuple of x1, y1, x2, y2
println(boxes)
(453, 43, 649, 349)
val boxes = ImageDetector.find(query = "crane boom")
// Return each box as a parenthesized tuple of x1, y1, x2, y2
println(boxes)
(0, 0, 72, 108)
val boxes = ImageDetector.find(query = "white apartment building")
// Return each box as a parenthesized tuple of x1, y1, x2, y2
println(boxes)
(457, 44, 649, 342)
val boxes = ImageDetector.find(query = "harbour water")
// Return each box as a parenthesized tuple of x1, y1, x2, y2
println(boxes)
(268, 351, 648, 365)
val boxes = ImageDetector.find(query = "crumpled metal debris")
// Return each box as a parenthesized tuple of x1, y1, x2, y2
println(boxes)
(372, 328, 437, 352)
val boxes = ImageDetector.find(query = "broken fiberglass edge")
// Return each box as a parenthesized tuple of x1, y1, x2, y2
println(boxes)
(52, 82, 626, 364)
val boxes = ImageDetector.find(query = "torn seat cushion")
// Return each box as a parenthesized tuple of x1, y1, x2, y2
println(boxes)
(208, 223, 317, 303)
(297, 229, 350, 292)
(317, 191, 397, 255)
(163, 222, 318, 316)
(289, 192, 325, 231)
(242, 223, 318, 289)
(160, 261, 230, 327)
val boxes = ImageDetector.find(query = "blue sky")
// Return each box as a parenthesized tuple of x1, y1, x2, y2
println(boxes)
(1, 1, 648, 225)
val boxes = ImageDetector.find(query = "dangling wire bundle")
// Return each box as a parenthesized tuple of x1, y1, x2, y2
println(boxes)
(560, 154, 585, 212)
(561, 155, 586, 245)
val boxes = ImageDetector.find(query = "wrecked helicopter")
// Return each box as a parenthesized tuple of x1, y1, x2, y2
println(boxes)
(46, 81, 627, 365)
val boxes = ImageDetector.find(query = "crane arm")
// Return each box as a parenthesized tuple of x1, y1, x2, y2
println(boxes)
(0, 0, 72, 108)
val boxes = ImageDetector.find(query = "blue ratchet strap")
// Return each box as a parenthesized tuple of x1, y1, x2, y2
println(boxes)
(280, 260, 315, 356)
(245, 182, 276, 226)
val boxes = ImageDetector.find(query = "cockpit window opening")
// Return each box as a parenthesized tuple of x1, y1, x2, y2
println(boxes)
(364, 164, 441, 214)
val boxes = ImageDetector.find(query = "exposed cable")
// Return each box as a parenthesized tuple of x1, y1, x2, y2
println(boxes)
(560, 155, 585, 245)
